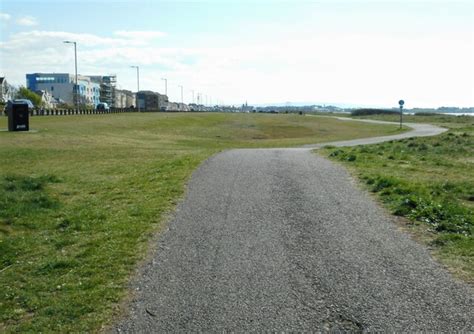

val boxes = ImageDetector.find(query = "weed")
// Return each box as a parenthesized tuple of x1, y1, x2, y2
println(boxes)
(346, 154, 357, 161)
(322, 114, 474, 281)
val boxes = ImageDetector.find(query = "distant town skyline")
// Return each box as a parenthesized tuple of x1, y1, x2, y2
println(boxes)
(1, 0, 473, 108)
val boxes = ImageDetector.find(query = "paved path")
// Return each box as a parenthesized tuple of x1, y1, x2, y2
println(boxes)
(114, 119, 472, 332)
(303, 117, 448, 148)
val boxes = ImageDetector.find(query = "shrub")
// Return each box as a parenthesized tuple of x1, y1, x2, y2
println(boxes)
(351, 109, 399, 116)
(346, 154, 357, 161)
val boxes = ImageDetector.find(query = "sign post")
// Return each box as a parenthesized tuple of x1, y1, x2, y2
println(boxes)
(398, 100, 404, 129)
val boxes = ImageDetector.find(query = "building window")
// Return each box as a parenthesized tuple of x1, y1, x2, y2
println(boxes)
(51, 86, 54, 91)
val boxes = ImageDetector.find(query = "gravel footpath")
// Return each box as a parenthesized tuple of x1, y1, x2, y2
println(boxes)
(114, 120, 472, 332)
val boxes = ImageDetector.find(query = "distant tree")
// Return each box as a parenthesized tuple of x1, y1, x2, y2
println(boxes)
(351, 109, 399, 116)
(57, 102, 74, 109)
(15, 86, 43, 107)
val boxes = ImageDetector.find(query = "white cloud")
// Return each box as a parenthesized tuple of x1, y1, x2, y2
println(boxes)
(0, 30, 151, 50)
(1, 28, 473, 107)
(0, 12, 11, 21)
(114, 30, 166, 40)
(16, 16, 38, 26)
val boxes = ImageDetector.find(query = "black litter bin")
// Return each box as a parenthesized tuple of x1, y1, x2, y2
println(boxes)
(8, 102, 29, 132)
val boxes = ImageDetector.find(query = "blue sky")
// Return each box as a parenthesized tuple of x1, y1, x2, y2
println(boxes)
(1, 0, 473, 107)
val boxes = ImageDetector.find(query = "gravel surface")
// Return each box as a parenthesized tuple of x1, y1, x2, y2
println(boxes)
(114, 120, 472, 332)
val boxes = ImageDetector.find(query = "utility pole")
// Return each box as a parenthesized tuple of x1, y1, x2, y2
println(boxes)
(130, 66, 140, 112)
(63, 41, 78, 110)
(179, 85, 183, 104)
(161, 78, 168, 96)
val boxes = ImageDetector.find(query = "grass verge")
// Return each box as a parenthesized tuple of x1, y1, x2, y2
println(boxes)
(321, 114, 473, 283)
(0, 112, 402, 332)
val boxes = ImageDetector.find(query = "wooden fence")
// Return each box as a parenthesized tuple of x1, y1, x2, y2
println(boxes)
(30, 108, 138, 116)
(2, 108, 215, 117)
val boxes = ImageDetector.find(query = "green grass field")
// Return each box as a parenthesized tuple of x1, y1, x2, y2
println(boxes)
(321, 114, 474, 283)
(0, 112, 403, 332)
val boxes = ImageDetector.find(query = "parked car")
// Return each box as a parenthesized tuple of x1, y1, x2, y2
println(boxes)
(96, 102, 110, 111)
(4, 99, 35, 115)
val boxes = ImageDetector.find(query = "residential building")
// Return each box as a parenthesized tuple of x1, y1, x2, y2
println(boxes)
(35, 90, 56, 108)
(89, 75, 116, 107)
(125, 90, 136, 108)
(167, 102, 178, 111)
(136, 90, 169, 111)
(26, 73, 100, 107)
(114, 89, 126, 108)
(0, 77, 13, 102)
(114, 89, 136, 108)
(176, 103, 190, 111)
(166, 102, 190, 111)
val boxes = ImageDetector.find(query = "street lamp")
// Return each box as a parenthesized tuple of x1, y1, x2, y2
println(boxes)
(161, 78, 167, 96)
(191, 89, 195, 104)
(178, 85, 183, 104)
(63, 41, 78, 109)
(130, 66, 140, 112)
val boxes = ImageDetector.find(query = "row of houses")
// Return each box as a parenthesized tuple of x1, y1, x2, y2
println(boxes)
(25, 73, 198, 111)
(3, 73, 214, 111)
(26, 73, 122, 108)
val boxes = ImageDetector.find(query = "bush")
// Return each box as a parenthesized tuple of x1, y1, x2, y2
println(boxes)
(346, 154, 357, 161)
(365, 175, 473, 235)
(351, 109, 399, 116)
(414, 112, 439, 116)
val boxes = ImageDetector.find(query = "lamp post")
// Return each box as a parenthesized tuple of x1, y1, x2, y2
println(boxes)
(63, 41, 78, 110)
(191, 90, 195, 104)
(161, 78, 167, 96)
(178, 85, 183, 104)
(130, 66, 140, 112)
